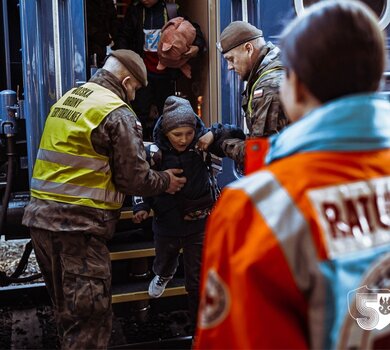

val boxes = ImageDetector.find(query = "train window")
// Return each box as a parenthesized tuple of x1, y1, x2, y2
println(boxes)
(295, 0, 390, 30)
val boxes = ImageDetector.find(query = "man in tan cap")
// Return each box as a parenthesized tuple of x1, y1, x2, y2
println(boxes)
(198, 21, 288, 168)
(22, 49, 186, 349)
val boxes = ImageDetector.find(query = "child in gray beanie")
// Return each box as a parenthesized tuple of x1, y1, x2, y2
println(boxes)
(132, 95, 244, 333)
(160, 96, 197, 134)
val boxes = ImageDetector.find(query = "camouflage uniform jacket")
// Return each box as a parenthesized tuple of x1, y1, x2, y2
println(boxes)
(22, 69, 170, 240)
(212, 42, 288, 165)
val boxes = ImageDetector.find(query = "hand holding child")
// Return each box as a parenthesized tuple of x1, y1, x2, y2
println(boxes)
(133, 210, 149, 224)
(196, 131, 214, 151)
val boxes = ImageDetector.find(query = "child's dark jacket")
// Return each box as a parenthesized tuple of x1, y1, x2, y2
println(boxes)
(133, 115, 212, 237)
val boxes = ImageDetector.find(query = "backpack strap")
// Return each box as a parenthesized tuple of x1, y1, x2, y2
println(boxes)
(165, 2, 178, 20)
(145, 143, 162, 170)
(132, 143, 161, 211)
(204, 152, 222, 201)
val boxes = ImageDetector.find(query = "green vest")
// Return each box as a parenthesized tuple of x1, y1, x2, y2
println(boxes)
(31, 82, 131, 210)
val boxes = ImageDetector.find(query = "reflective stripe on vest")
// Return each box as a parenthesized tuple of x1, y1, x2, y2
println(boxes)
(37, 149, 110, 173)
(31, 178, 123, 204)
(247, 67, 283, 117)
(229, 170, 319, 288)
(31, 82, 129, 210)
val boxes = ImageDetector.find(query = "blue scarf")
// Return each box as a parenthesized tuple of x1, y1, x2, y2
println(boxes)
(266, 93, 390, 164)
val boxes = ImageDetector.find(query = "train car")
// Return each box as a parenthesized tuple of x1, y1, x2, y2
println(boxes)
(2, 0, 389, 234)
(1, 0, 390, 348)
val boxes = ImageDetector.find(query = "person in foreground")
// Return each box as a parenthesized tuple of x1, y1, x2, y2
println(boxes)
(194, 1, 390, 349)
(22, 49, 186, 349)
(132, 96, 244, 332)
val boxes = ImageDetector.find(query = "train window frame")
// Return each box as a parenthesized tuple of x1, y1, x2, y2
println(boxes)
(294, 0, 390, 30)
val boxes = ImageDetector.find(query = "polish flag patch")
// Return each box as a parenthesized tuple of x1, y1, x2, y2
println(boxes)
(136, 120, 143, 133)
(253, 89, 263, 98)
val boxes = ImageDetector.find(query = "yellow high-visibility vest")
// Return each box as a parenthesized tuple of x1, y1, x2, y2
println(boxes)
(31, 82, 132, 210)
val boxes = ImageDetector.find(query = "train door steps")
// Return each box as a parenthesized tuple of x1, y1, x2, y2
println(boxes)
(108, 225, 155, 259)
(0, 233, 186, 305)
(0, 278, 187, 305)
(109, 227, 151, 244)
(0, 278, 186, 305)
(112, 277, 187, 303)
(119, 208, 136, 220)
(108, 226, 187, 303)
(109, 239, 155, 261)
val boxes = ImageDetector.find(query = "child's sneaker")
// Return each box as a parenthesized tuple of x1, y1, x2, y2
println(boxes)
(148, 275, 172, 298)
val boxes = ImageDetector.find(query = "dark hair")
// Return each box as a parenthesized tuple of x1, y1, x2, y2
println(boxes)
(280, 0, 386, 103)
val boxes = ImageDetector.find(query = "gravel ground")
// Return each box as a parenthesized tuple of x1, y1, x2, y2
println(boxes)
(0, 236, 192, 348)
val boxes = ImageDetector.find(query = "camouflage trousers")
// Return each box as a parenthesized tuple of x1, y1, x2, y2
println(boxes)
(30, 228, 112, 350)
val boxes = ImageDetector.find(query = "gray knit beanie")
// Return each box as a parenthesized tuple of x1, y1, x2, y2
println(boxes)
(161, 96, 197, 134)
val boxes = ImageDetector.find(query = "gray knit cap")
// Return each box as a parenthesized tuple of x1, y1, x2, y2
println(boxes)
(217, 21, 263, 54)
(161, 96, 197, 134)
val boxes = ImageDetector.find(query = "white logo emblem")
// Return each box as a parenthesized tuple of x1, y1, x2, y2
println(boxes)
(198, 269, 230, 329)
(348, 285, 390, 330)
